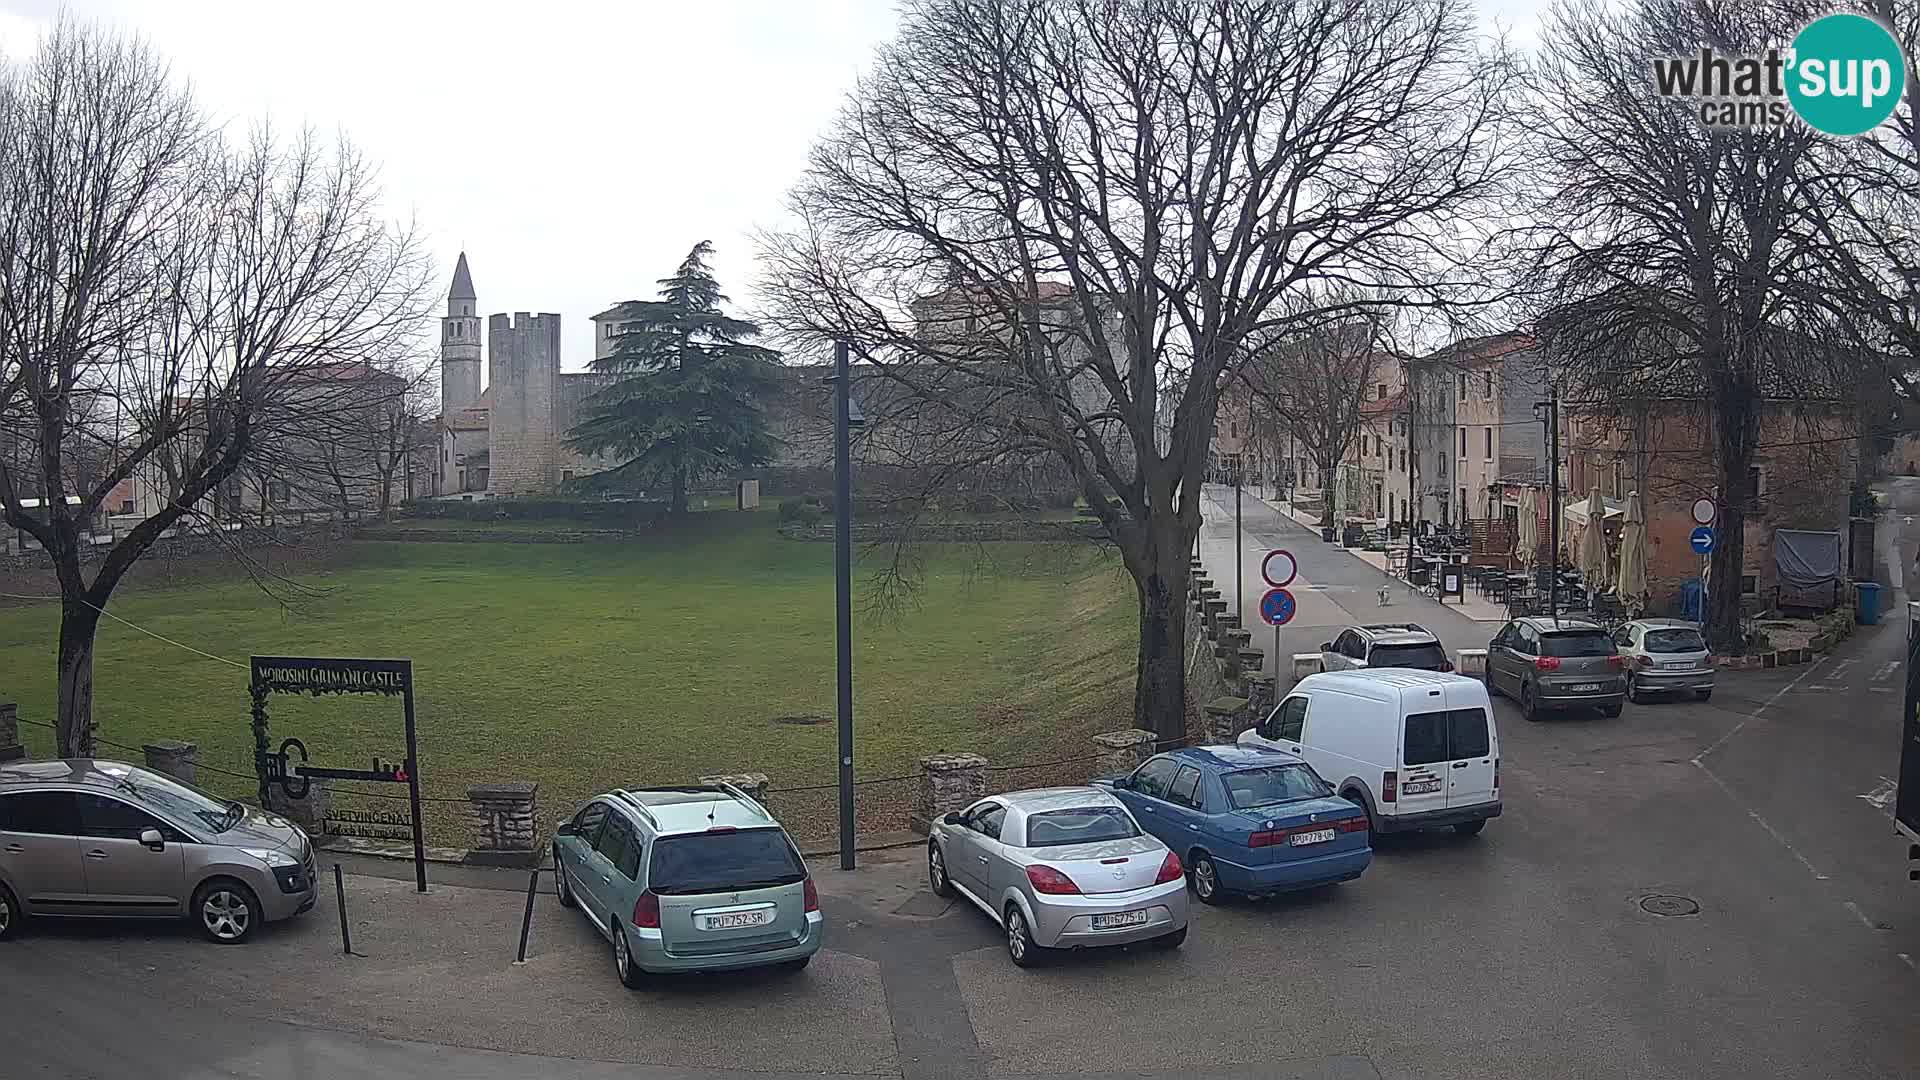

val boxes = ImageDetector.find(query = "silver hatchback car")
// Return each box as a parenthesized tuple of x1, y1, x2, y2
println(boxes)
(0, 759, 316, 944)
(1614, 619, 1715, 703)
(927, 786, 1189, 967)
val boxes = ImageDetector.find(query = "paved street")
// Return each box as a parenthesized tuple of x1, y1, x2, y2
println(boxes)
(7, 500, 1920, 1080)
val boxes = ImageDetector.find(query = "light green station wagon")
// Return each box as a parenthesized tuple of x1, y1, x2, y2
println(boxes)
(552, 783, 822, 985)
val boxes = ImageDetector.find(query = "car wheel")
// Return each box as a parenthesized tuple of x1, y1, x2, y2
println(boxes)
(1453, 820, 1487, 837)
(192, 878, 261, 944)
(927, 841, 954, 899)
(1696, 690, 1712, 702)
(554, 848, 577, 909)
(1005, 904, 1045, 968)
(1522, 681, 1542, 723)
(612, 921, 647, 989)
(1188, 851, 1224, 905)
(1486, 672, 1502, 699)
(781, 955, 813, 973)
(1601, 703, 1623, 718)
(1627, 675, 1643, 704)
(1153, 926, 1187, 950)
(0, 880, 21, 940)
(1341, 790, 1378, 846)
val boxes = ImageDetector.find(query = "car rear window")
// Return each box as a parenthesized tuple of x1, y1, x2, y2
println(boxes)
(1644, 628, 1707, 653)
(1368, 642, 1448, 670)
(1541, 631, 1614, 658)
(1404, 709, 1492, 766)
(647, 828, 805, 895)
(1024, 807, 1139, 848)
(1220, 765, 1332, 809)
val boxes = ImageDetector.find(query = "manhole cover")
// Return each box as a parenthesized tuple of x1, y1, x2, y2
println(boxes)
(772, 714, 828, 726)
(1639, 894, 1701, 917)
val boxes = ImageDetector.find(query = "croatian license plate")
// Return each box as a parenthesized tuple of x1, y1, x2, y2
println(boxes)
(1661, 662, 1692, 670)
(1570, 683, 1600, 692)
(1402, 779, 1442, 795)
(700, 909, 774, 931)
(1091, 910, 1150, 930)
(1290, 828, 1337, 846)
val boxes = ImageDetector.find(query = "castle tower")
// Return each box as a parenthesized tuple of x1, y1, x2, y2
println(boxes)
(486, 311, 562, 495)
(440, 252, 482, 415)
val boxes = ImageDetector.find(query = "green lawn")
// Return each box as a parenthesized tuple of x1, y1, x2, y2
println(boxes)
(0, 509, 1136, 842)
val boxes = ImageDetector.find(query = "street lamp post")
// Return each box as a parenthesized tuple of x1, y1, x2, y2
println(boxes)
(828, 340, 864, 870)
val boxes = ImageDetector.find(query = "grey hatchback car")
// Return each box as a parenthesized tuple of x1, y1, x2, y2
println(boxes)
(1487, 616, 1629, 720)
(0, 759, 316, 943)
(552, 784, 822, 986)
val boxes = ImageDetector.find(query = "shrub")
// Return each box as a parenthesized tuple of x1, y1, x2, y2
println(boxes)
(965, 492, 1000, 515)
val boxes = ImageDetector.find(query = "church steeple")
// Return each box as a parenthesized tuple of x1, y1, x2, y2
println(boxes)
(440, 252, 482, 414)
(449, 251, 476, 306)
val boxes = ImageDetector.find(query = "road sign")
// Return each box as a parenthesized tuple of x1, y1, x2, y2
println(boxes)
(1262, 548, 1298, 588)
(1260, 587, 1297, 626)
(1690, 525, 1715, 555)
(1691, 497, 1716, 525)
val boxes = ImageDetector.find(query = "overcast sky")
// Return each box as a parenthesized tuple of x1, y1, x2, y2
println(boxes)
(0, 0, 1546, 372)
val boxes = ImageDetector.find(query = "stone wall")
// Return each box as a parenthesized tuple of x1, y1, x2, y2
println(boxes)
(357, 528, 638, 544)
(778, 519, 1109, 544)
(487, 312, 562, 495)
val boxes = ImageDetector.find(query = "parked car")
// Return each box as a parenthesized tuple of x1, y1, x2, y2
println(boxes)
(552, 783, 822, 985)
(1240, 669, 1501, 839)
(0, 759, 316, 944)
(1095, 746, 1370, 904)
(927, 786, 1188, 967)
(1319, 623, 1453, 673)
(1613, 619, 1715, 703)
(1486, 616, 1628, 720)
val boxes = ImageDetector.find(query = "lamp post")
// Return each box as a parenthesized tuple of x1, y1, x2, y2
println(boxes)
(827, 340, 864, 870)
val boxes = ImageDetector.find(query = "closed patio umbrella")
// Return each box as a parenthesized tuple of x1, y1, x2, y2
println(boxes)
(1516, 486, 1539, 569)
(1578, 488, 1611, 592)
(1616, 490, 1648, 614)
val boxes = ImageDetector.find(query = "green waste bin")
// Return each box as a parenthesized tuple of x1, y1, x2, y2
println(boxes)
(1856, 581, 1882, 625)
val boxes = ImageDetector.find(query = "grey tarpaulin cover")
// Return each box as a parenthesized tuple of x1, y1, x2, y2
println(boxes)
(1774, 529, 1841, 589)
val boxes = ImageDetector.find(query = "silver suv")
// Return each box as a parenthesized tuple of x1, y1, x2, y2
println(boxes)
(0, 759, 316, 944)
(1320, 623, 1452, 673)
(552, 783, 823, 986)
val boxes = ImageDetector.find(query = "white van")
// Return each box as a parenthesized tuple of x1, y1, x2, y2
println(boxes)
(1238, 669, 1500, 838)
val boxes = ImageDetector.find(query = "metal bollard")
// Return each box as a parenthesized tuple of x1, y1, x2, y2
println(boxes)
(333, 863, 353, 956)
(514, 867, 540, 964)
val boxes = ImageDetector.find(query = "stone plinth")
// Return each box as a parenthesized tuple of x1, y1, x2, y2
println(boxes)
(1202, 697, 1251, 744)
(1292, 653, 1323, 682)
(467, 782, 539, 867)
(1218, 614, 1241, 632)
(141, 740, 198, 784)
(1236, 648, 1264, 680)
(1214, 643, 1243, 679)
(0, 703, 22, 763)
(1455, 648, 1489, 677)
(266, 779, 331, 838)
(1223, 629, 1251, 649)
(700, 772, 772, 815)
(1244, 673, 1277, 719)
(1091, 729, 1159, 775)
(912, 753, 988, 834)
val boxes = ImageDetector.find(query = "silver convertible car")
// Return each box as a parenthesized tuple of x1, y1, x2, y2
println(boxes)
(927, 786, 1188, 967)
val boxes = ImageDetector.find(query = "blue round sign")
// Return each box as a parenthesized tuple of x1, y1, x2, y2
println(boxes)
(1260, 587, 1297, 626)
(1690, 526, 1715, 555)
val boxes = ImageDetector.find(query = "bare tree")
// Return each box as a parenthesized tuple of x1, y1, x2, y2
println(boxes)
(0, 21, 431, 756)
(1521, 0, 1852, 651)
(1238, 310, 1391, 530)
(760, 0, 1516, 742)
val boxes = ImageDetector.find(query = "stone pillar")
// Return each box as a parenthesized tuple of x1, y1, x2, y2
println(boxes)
(1218, 614, 1242, 633)
(700, 772, 772, 816)
(140, 740, 198, 784)
(1091, 729, 1159, 775)
(466, 782, 539, 866)
(1203, 598, 1228, 636)
(1244, 672, 1277, 719)
(1202, 696, 1251, 744)
(266, 779, 331, 838)
(0, 703, 22, 763)
(1224, 629, 1251, 650)
(1455, 648, 1489, 677)
(911, 753, 988, 834)
(1236, 649, 1265, 687)
(1292, 653, 1323, 682)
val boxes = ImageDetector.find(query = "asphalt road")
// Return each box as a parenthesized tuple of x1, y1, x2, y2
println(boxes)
(5, 496, 1920, 1079)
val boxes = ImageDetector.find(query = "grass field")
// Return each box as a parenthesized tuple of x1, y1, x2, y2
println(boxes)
(0, 509, 1136, 843)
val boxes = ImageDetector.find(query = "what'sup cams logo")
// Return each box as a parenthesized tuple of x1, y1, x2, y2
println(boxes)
(1653, 12, 1907, 136)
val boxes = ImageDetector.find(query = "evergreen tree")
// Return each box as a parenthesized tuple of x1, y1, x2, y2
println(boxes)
(569, 242, 781, 514)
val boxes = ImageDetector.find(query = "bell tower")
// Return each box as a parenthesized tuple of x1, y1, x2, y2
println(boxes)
(441, 252, 482, 415)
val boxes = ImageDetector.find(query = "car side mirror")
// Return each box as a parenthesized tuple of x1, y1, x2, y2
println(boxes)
(555, 822, 575, 837)
(1320, 642, 1333, 652)
(139, 827, 164, 851)
(1111, 777, 1132, 790)
(941, 811, 966, 826)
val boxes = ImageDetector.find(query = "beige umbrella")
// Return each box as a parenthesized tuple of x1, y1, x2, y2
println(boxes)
(1516, 486, 1539, 569)
(1577, 487, 1611, 592)
(1616, 490, 1648, 614)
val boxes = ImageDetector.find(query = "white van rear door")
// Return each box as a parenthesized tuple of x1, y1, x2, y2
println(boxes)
(1395, 688, 1452, 817)
(1443, 681, 1497, 810)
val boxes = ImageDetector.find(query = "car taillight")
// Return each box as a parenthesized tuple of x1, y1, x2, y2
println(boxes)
(1154, 851, 1183, 884)
(1535, 656, 1561, 671)
(1493, 758, 1500, 789)
(1249, 829, 1281, 847)
(632, 891, 661, 929)
(1336, 817, 1369, 833)
(1605, 655, 1625, 670)
(1024, 864, 1081, 895)
(1382, 770, 1398, 803)
(803, 877, 819, 913)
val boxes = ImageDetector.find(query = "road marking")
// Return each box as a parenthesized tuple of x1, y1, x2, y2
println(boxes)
(1871, 687, 1895, 694)
(1829, 658, 1858, 680)
(1858, 777, 1897, 815)
(1844, 900, 1879, 931)
(1693, 658, 1823, 765)
(1803, 685, 1845, 692)
(1901, 953, 1917, 973)
(1874, 661, 1900, 683)
(1698, 767, 1828, 880)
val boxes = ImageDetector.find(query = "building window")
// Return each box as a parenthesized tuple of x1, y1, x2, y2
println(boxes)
(1748, 464, 1766, 502)
(1376, 383, 1387, 400)
(562, 470, 575, 483)
(1457, 373, 1467, 401)
(1230, 421, 1238, 439)
(1740, 574, 1758, 596)
(1482, 371, 1493, 398)
(118, 498, 134, 514)
(1483, 427, 1493, 460)
(1459, 427, 1467, 457)
(1459, 487, 1469, 519)
(1439, 454, 1448, 477)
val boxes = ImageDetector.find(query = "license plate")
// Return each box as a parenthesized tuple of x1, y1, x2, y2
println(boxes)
(1402, 779, 1442, 795)
(1570, 683, 1600, 692)
(1289, 828, 1337, 846)
(700, 909, 774, 931)
(1661, 662, 1692, 670)
(1090, 910, 1150, 930)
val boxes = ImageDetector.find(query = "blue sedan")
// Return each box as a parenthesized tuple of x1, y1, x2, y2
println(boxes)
(1093, 745, 1371, 903)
